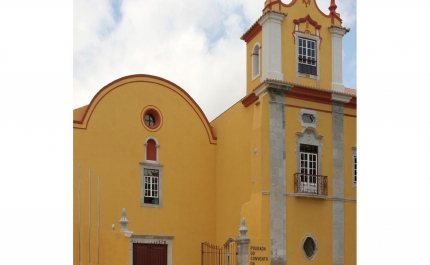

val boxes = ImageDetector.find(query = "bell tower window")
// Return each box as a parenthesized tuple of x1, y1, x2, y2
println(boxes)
(252, 43, 261, 80)
(298, 38, 317, 75)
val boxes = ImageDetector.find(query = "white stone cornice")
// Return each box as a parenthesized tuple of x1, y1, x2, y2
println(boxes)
(255, 81, 293, 97)
(328, 26, 349, 37)
(124, 231, 133, 237)
(254, 84, 268, 98)
(331, 93, 352, 104)
(258, 11, 286, 26)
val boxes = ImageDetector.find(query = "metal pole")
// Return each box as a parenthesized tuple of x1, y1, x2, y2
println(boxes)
(89, 170, 91, 265)
(78, 164, 81, 265)
(98, 175, 100, 265)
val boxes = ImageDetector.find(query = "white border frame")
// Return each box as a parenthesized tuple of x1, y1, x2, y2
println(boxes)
(296, 127, 323, 175)
(252, 42, 261, 81)
(295, 32, 320, 85)
(140, 162, 163, 208)
(298, 109, 319, 128)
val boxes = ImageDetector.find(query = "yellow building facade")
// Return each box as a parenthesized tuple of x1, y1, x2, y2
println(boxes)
(73, 1, 356, 265)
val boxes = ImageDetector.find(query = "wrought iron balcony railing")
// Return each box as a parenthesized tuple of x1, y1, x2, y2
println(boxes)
(294, 173, 328, 196)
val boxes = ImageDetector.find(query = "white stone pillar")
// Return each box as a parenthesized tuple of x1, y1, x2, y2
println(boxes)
(329, 26, 349, 93)
(236, 218, 250, 265)
(259, 12, 286, 81)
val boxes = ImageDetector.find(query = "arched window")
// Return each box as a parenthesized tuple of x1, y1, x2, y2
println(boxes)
(294, 127, 326, 196)
(144, 137, 159, 163)
(252, 43, 260, 79)
(146, 139, 156, 161)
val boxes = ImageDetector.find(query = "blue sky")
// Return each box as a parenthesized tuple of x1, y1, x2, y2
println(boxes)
(73, 0, 356, 120)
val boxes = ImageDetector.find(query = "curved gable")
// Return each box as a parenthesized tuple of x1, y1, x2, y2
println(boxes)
(73, 74, 217, 144)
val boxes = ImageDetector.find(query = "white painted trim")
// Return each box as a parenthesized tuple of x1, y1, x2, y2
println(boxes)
(331, 93, 351, 103)
(130, 235, 174, 265)
(283, 193, 357, 202)
(259, 12, 285, 81)
(251, 42, 261, 81)
(140, 162, 163, 208)
(329, 27, 349, 93)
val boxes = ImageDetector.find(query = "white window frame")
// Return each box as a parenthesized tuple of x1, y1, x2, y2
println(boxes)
(296, 127, 323, 177)
(140, 162, 163, 208)
(299, 145, 318, 194)
(251, 42, 261, 80)
(295, 32, 320, 83)
(352, 146, 357, 187)
(298, 38, 317, 75)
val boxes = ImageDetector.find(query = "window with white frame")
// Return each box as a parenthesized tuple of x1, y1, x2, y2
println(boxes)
(300, 144, 318, 193)
(295, 127, 324, 195)
(140, 163, 163, 207)
(354, 155, 357, 183)
(352, 146, 357, 187)
(298, 38, 317, 75)
(252, 43, 260, 80)
(144, 168, 159, 204)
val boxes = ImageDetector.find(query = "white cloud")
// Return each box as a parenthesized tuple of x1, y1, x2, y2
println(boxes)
(74, 0, 356, 120)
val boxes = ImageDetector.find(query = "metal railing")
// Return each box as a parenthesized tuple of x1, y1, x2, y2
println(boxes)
(294, 173, 328, 196)
(201, 242, 237, 265)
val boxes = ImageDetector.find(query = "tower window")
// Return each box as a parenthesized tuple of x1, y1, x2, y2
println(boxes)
(298, 38, 317, 75)
(252, 43, 260, 80)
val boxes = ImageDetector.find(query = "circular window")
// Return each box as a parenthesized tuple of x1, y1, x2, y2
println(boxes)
(301, 234, 318, 260)
(141, 106, 162, 131)
(144, 113, 156, 127)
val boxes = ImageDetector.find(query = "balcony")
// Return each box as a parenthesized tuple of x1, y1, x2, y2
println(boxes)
(294, 173, 328, 197)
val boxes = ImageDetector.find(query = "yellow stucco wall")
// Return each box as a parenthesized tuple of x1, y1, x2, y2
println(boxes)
(210, 94, 272, 261)
(344, 202, 357, 265)
(73, 75, 217, 265)
(344, 113, 357, 199)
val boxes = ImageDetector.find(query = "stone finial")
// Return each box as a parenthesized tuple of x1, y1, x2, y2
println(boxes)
(119, 208, 130, 232)
(238, 218, 249, 239)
